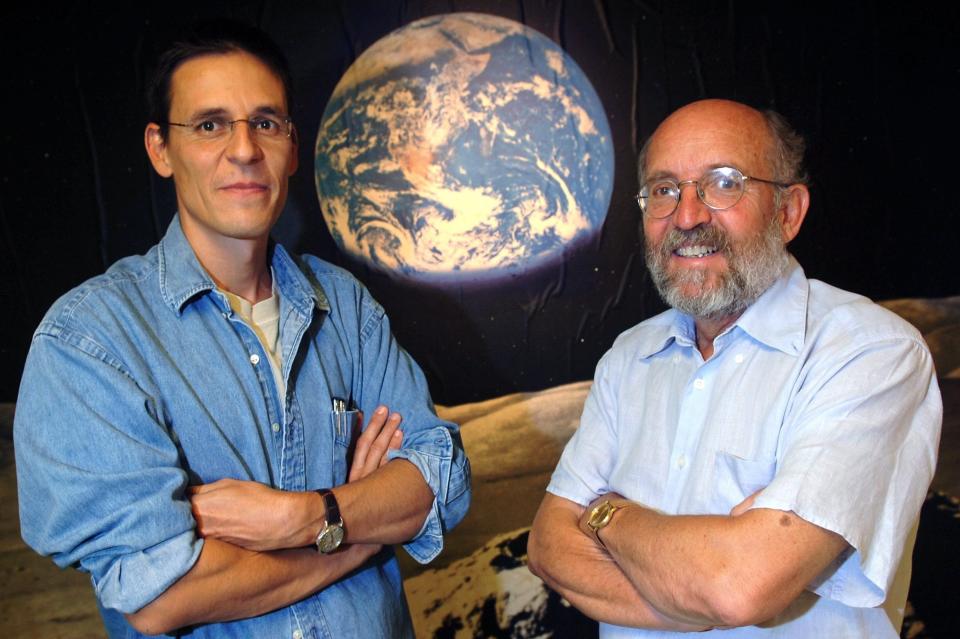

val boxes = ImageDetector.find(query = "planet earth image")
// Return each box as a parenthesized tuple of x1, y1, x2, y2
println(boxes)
(315, 12, 614, 282)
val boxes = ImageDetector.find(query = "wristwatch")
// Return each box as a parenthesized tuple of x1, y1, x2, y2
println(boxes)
(314, 489, 345, 553)
(586, 500, 621, 546)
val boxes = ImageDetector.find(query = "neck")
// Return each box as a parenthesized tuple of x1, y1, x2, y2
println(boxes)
(693, 312, 742, 360)
(179, 219, 273, 304)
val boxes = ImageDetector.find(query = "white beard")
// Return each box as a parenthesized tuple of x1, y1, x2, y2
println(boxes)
(645, 215, 790, 320)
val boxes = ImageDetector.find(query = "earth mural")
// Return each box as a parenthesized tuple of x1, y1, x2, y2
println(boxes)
(315, 13, 614, 282)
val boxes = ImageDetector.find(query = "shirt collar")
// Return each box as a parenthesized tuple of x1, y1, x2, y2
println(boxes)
(633, 310, 695, 359)
(158, 214, 330, 317)
(731, 256, 808, 356)
(635, 255, 809, 359)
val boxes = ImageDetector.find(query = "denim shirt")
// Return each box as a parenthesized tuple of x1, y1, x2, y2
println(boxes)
(15, 216, 471, 638)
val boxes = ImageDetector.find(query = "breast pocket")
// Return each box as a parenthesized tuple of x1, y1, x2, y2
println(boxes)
(710, 451, 776, 514)
(331, 409, 358, 485)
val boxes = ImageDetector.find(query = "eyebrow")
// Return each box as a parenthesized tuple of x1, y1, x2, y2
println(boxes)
(645, 163, 741, 182)
(182, 105, 289, 121)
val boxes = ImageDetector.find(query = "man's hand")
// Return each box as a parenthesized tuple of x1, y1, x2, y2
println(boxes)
(189, 479, 305, 551)
(190, 406, 403, 551)
(528, 493, 710, 631)
(348, 406, 403, 482)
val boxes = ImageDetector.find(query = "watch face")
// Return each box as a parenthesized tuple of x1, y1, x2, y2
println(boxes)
(317, 525, 345, 554)
(588, 501, 614, 530)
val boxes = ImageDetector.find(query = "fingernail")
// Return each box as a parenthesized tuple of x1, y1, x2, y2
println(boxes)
(376, 406, 387, 415)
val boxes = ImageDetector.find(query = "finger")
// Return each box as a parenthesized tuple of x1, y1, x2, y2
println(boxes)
(353, 412, 400, 481)
(353, 406, 387, 465)
(349, 406, 388, 482)
(190, 503, 207, 535)
(378, 430, 403, 468)
(363, 412, 402, 476)
(730, 489, 761, 517)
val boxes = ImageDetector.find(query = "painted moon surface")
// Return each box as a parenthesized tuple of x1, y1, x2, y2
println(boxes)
(315, 12, 614, 282)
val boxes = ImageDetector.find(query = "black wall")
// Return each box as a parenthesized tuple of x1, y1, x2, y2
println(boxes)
(2, 0, 957, 403)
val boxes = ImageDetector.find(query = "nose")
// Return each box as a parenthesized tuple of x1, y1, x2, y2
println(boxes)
(224, 120, 264, 164)
(672, 182, 712, 230)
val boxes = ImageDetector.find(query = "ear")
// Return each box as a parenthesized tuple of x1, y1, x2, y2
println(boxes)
(144, 123, 174, 178)
(778, 183, 809, 244)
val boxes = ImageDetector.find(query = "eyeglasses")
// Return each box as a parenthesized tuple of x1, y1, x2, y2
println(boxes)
(636, 166, 789, 219)
(165, 115, 293, 142)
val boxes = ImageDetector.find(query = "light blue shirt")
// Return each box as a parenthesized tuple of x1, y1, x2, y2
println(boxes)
(15, 216, 471, 638)
(548, 258, 941, 638)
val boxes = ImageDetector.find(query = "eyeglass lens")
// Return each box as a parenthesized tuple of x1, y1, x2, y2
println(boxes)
(640, 167, 746, 218)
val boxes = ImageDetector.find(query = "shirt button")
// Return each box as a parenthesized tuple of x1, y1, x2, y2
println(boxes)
(734, 354, 745, 364)
(677, 455, 687, 469)
(673, 355, 681, 364)
(249, 353, 260, 365)
(293, 631, 302, 639)
(693, 378, 705, 390)
(271, 423, 280, 433)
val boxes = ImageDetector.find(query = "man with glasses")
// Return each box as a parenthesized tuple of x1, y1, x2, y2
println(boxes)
(14, 22, 469, 638)
(529, 99, 940, 637)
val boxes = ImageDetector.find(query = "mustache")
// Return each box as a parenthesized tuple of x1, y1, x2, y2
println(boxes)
(658, 225, 731, 254)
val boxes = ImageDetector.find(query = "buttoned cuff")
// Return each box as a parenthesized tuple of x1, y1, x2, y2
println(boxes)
(92, 530, 203, 614)
(387, 426, 470, 564)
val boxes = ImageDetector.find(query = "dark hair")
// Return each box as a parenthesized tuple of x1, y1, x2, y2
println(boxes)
(146, 20, 294, 139)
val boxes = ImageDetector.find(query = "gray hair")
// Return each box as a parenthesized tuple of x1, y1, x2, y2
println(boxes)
(636, 107, 808, 188)
(763, 109, 807, 185)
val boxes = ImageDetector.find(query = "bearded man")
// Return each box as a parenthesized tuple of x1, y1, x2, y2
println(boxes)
(528, 99, 941, 638)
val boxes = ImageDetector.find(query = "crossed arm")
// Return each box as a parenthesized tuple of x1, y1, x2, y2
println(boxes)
(126, 407, 433, 635)
(528, 491, 848, 630)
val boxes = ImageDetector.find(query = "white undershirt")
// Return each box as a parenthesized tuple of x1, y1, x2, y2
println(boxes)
(222, 276, 285, 400)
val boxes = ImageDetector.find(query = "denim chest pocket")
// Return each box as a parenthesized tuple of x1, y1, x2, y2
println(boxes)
(331, 409, 358, 485)
(710, 451, 777, 514)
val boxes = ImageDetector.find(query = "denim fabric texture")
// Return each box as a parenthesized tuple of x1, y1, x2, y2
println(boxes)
(548, 257, 941, 638)
(15, 216, 471, 638)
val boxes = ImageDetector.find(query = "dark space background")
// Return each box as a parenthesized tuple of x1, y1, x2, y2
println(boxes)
(2, 0, 957, 404)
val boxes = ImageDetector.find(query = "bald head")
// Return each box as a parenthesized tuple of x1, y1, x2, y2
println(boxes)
(638, 99, 806, 188)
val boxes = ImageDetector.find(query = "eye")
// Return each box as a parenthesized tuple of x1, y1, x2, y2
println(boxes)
(651, 182, 678, 199)
(250, 117, 282, 135)
(715, 176, 738, 191)
(708, 168, 744, 192)
(194, 118, 226, 135)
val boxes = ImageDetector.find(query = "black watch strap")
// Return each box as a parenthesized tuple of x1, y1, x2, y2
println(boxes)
(314, 488, 345, 553)
(317, 488, 342, 526)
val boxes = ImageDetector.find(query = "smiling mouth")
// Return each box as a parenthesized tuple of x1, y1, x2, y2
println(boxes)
(674, 244, 719, 258)
(222, 182, 268, 191)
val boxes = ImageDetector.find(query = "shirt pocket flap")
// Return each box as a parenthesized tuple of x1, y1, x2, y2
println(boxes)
(711, 451, 776, 513)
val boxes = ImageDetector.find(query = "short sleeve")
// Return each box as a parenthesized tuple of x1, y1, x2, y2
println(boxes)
(354, 294, 470, 564)
(547, 350, 620, 506)
(752, 335, 941, 607)
(15, 330, 202, 614)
